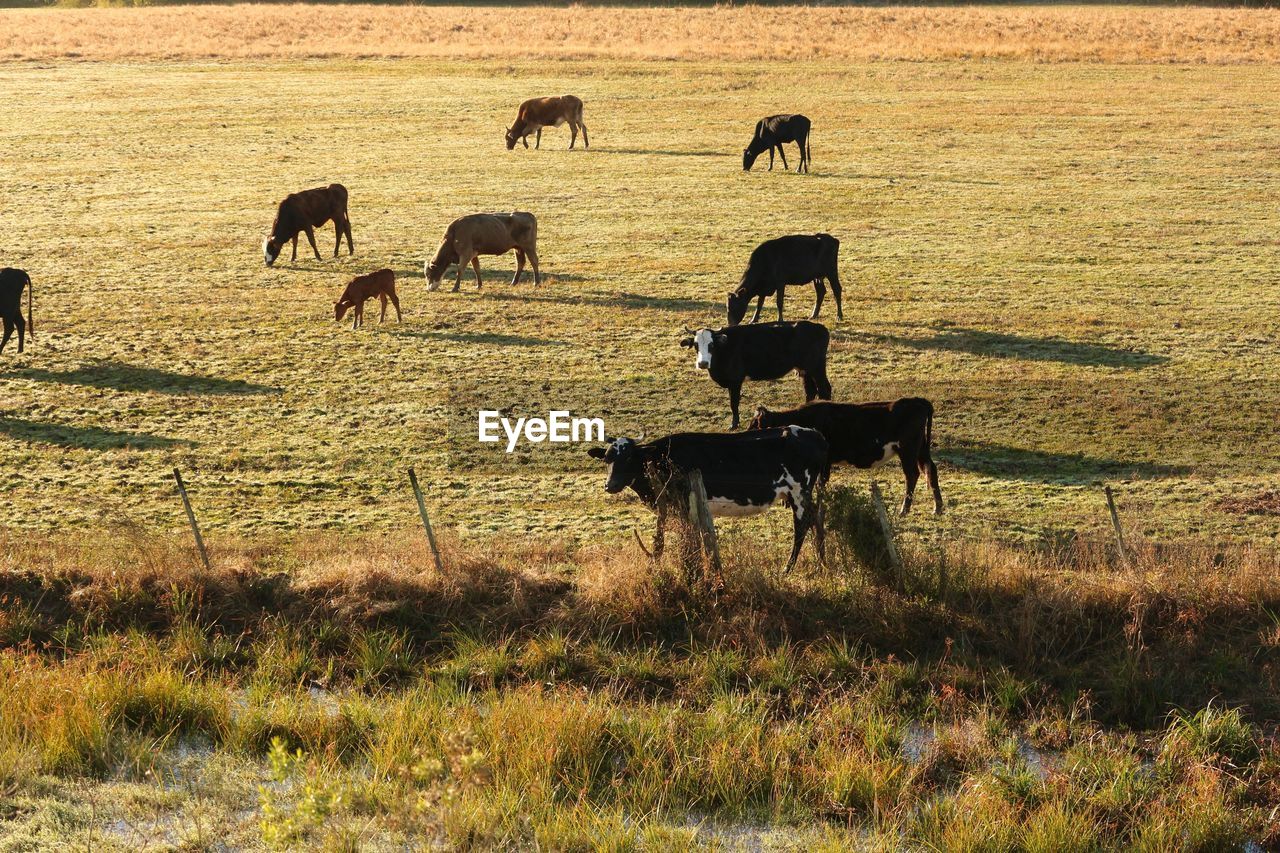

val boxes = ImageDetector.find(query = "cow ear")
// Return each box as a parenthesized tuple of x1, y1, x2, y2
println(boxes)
(755, 405, 768, 417)
(679, 338, 694, 348)
(587, 447, 607, 460)
(715, 334, 729, 347)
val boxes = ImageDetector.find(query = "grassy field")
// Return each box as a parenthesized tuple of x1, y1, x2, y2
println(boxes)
(1, 55, 1279, 551)
(2, 5, 1280, 848)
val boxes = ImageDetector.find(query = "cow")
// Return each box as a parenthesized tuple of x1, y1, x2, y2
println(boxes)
(334, 268, 401, 330)
(505, 96, 589, 150)
(0, 268, 32, 355)
(749, 399, 943, 517)
(742, 114, 811, 173)
(263, 184, 353, 267)
(425, 212, 540, 292)
(727, 234, 841, 326)
(680, 321, 832, 429)
(587, 427, 829, 571)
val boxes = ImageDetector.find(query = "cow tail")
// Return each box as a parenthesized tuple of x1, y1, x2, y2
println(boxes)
(25, 271, 32, 339)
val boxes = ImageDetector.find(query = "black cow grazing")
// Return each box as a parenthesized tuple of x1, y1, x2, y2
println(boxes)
(0, 268, 32, 355)
(727, 234, 841, 326)
(680, 321, 832, 429)
(742, 114, 811, 173)
(264, 183, 353, 267)
(749, 399, 943, 516)
(587, 427, 829, 571)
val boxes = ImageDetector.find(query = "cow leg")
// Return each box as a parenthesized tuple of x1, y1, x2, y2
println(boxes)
(471, 256, 483, 289)
(304, 226, 321, 261)
(796, 140, 807, 174)
(569, 121, 577, 149)
(290, 235, 298, 262)
(728, 383, 742, 430)
(748, 295, 765, 323)
(344, 215, 354, 255)
(522, 133, 529, 149)
(535, 128, 542, 149)
(352, 301, 362, 330)
(768, 146, 775, 171)
(811, 279, 825, 319)
(379, 293, 388, 323)
(527, 247, 541, 286)
(801, 372, 817, 402)
(0, 318, 12, 354)
(512, 250, 525, 286)
(333, 223, 343, 258)
(778, 145, 790, 171)
(452, 252, 467, 292)
(898, 450, 921, 517)
(17, 315, 25, 353)
(580, 120, 589, 148)
(920, 442, 943, 515)
(813, 369, 833, 401)
(829, 266, 843, 320)
(776, 288, 785, 322)
(388, 288, 402, 322)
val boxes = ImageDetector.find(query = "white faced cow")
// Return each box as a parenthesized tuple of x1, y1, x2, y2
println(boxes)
(587, 427, 829, 571)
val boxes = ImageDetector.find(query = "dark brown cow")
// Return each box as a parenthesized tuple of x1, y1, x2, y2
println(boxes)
(749, 399, 943, 516)
(0, 267, 32, 355)
(505, 96, 589, 150)
(264, 183, 353, 267)
(425, 212, 540, 292)
(334, 268, 400, 330)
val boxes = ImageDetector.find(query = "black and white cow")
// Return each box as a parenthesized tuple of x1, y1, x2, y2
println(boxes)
(749, 399, 943, 516)
(727, 234, 841, 326)
(680, 321, 832, 429)
(587, 427, 829, 571)
(0, 267, 32, 355)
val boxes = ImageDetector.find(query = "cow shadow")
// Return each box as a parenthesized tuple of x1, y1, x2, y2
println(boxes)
(943, 439, 1189, 484)
(9, 361, 280, 396)
(479, 290, 721, 313)
(841, 326, 1168, 369)
(0, 416, 189, 451)
(391, 330, 565, 347)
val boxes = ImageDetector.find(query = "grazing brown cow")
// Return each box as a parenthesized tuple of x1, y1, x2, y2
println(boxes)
(505, 96, 589, 150)
(334, 268, 400, 330)
(264, 183, 353, 267)
(425, 212, 540, 292)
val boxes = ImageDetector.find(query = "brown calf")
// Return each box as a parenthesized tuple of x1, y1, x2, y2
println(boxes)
(425, 212, 540, 292)
(505, 96, 589, 150)
(334, 268, 400, 330)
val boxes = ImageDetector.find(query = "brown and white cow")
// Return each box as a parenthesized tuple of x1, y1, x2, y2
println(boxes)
(264, 184, 353, 267)
(425, 212, 540, 292)
(505, 96, 589, 150)
(334, 268, 400, 330)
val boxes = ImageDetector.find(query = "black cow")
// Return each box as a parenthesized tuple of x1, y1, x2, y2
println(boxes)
(264, 183, 353, 267)
(749, 399, 943, 516)
(743, 114, 811, 173)
(681, 321, 832, 429)
(587, 427, 829, 571)
(728, 234, 841, 326)
(0, 268, 32, 355)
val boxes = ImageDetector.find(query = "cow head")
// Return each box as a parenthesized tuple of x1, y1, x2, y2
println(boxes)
(505, 126, 519, 150)
(334, 300, 351, 322)
(742, 148, 759, 171)
(726, 290, 751, 326)
(680, 328, 723, 371)
(747, 405, 776, 431)
(587, 437, 639, 494)
(263, 237, 283, 267)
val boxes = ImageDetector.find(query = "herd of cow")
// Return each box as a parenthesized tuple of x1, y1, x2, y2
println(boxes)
(3, 95, 940, 570)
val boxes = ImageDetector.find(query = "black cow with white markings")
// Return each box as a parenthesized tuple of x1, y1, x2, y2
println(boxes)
(727, 234, 841, 326)
(749, 399, 943, 517)
(0, 267, 32, 355)
(742, 114, 811, 173)
(587, 427, 829, 571)
(681, 321, 832, 429)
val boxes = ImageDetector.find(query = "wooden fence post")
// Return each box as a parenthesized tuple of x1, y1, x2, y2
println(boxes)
(408, 468, 444, 573)
(687, 469, 722, 579)
(1104, 484, 1128, 564)
(171, 468, 210, 571)
(868, 481, 903, 590)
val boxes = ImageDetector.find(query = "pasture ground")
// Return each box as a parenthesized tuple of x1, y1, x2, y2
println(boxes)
(2, 6, 1280, 848)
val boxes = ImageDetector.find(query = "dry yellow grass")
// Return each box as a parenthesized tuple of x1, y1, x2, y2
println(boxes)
(3, 4, 1280, 64)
